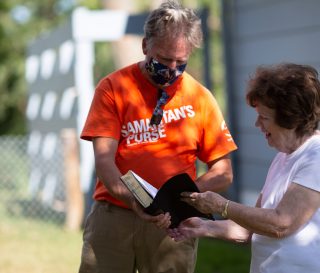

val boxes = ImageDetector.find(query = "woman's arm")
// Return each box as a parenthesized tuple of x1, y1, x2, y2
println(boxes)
(181, 183, 320, 238)
(227, 183, 320, 238)
(168, 195, 262, 242)
(168, 218, 251, 243)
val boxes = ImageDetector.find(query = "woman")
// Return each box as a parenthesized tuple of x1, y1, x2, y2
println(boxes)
(168, 63, 320, 273)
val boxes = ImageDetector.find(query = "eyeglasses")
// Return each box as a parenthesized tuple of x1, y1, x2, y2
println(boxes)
(150, 89, 169, 126)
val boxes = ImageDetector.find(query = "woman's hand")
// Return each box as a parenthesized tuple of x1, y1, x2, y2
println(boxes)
(167, 217, 207, 241)
(180, 191, 227, 215)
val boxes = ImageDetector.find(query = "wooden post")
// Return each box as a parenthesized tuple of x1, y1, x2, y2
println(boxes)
(61, 128, 84, 231)
(102, 0, 144, 68)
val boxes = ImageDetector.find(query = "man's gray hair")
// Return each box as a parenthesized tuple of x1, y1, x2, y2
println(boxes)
(144, 0, 203, 51)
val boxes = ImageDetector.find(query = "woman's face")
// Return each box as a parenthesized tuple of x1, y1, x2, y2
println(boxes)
(255, 102, 297, 153)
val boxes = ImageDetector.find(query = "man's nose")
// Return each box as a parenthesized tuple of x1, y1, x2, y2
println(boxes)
(167, 61, 177, 69)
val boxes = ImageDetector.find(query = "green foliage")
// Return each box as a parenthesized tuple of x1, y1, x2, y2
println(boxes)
(182, 0, 227, 112)
(0, 1, 62, 135)
(0, 0, 101, 135)
(93, 42, 116, 84)
(0, 1, 26, 134)
(78, 0, 102, 10)
(0, 0, 226, 135)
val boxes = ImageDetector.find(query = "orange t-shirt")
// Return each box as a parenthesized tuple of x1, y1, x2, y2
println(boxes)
(81, 63, 237, 208)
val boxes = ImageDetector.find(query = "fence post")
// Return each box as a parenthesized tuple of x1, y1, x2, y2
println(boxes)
(61, 128, 84, 231)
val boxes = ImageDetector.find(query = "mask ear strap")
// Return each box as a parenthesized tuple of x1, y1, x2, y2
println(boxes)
(145, 57, 155, 74)
(157, 88, 162, 99)
(158, 89, 169, 103)
(149, 89, 169, 126)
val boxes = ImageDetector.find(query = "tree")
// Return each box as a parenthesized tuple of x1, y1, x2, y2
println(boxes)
(0, 0, 101, 135)
(0, 1, 28, 134)
(0, 1, 65, 134)
(0, 0, 223, 135)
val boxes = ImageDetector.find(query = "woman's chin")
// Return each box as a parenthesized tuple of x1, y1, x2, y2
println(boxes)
(266, 138, 274, 148)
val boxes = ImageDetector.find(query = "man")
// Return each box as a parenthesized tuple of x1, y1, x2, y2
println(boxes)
(79, 1, 237, 272)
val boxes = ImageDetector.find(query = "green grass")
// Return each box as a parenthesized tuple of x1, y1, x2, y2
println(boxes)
(195, 238, 251, 273)
(0, 212, 250, 273)
(0, 185, 250, 273)
(0, 216, 82, 273)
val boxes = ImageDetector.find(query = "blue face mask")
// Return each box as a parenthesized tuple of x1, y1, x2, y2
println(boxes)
(145, 58, 187, 87)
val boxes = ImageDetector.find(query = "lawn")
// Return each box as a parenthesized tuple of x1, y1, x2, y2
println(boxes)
(0, 216, 82, 273)
(0, 213, 251, 273)
(195, 237, 251, 273)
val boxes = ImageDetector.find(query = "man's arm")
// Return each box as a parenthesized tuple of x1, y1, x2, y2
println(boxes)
(93, 137, 171, 228)
(93, 137, 134, 205)
(195, 154, 233, 193)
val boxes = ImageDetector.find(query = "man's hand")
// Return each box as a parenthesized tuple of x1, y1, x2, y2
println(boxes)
(131, 199, 171, 229)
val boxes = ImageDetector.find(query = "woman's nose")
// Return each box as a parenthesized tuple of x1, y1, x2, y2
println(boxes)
(255, 117, 260, 128)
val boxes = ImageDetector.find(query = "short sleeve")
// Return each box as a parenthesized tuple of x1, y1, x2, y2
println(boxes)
(81, 78, 121, 141)
(197, 91, 237, 162)
(292, 151, 320, 192)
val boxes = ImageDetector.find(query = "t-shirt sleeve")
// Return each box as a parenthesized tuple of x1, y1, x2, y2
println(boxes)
(292, 152, 320, 192)
(80, 78, 121, 141)
(197, 91, 237, 163)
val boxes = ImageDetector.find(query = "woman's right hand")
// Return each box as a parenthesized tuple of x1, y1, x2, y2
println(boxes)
(180, 191, 227, 215)
(167, 217, 207, 241)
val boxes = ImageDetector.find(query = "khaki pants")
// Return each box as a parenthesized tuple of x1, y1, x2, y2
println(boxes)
(79, 201, 198, 273)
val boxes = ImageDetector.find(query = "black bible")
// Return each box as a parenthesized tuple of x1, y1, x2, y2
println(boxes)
(120, 170, 214, 228)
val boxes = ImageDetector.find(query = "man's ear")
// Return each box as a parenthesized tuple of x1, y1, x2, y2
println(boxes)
(142, 38, 148, 55)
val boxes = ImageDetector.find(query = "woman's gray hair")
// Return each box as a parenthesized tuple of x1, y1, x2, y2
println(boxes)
(143, 0, 203, 51)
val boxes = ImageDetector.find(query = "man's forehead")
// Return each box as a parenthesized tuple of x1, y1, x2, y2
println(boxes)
(151, 39, 191, 59)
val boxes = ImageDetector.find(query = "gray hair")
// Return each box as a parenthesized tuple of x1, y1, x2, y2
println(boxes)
(143, 0, 203, 51)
